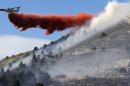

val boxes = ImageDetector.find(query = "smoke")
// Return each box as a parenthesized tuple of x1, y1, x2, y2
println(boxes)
(90, 1, 130, 29)
(55, 1, 130, 51)
(47, 48, 130, 80)
(0, 35, 50, 60)
(4, 0, 130, 81)
(46, 1, 130, 80)
(8, 13, 93, 35)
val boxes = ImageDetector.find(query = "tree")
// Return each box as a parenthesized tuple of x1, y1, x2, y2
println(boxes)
(19, 62, 26, 68)
(13, 79, 20, 86)
(6, 56, 9, 59)
(0, 67, 4, 73)
(43, 44, 47, 49)
(9, 62, 12, 68)
(32, 47, 38, 54)
(31, 54, 38, 69)
(119, 67, 127, 73)
(32, 55, 38, 64)
(36, 81, 44, 86)
(0, 67, 5, 78)
(33, 47, 38, 51)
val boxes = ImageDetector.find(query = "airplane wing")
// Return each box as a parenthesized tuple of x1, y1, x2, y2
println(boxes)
(0, 7, 21, 13)
(0, 9, 8, 12)
(11, 7, 21, 11)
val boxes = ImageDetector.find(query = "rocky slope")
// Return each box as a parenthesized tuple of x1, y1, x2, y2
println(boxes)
(1, 22, 130, 86)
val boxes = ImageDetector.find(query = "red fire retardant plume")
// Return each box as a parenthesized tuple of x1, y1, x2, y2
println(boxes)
(8, 13, 94, 35)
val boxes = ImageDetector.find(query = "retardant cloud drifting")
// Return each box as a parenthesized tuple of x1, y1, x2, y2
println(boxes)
(8, 13, 93, 35)
(0, 35, 50, 60)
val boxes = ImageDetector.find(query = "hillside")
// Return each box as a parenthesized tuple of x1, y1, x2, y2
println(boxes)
(0, 21, 130, 86)
(0, 51, 31, 68)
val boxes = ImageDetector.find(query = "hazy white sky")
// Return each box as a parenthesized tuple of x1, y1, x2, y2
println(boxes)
(0, 35, 50, 60)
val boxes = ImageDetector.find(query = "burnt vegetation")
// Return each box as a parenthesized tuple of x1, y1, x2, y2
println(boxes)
(0, 33, 130, 86)
(0, 34, 69, 86)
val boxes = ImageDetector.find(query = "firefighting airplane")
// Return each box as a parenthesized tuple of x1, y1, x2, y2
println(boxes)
(0, 6, 21, 13)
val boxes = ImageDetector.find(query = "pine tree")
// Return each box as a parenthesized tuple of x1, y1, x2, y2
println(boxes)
(35, 81, 44, 86)
(0, 67, 4, 73)
(14, 79, 20, 86)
